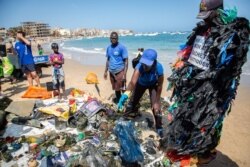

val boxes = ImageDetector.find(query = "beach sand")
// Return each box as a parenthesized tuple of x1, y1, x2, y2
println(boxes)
(1, 57, 250, 167)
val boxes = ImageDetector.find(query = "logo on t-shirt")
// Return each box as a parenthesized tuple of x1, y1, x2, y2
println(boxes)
(114, 51, 119, 56)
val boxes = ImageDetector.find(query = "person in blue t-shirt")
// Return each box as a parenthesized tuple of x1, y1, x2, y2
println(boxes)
(104, 32, 128, 103)
(15, 30, 40, 87)
(118, 49, 164, 136)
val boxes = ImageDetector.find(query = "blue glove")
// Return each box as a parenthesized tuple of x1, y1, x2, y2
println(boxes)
(117, 91, 131, 111)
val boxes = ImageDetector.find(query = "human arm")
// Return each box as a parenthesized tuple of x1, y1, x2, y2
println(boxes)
(118, 69, 140, 111)
(153, 75, 164, 112)
(104, 58, 109, 80)
(123, 58, 128, 81)
(122, 46, 129, 81)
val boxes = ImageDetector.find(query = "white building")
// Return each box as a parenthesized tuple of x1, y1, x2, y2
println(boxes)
(58, 28, 71, 36)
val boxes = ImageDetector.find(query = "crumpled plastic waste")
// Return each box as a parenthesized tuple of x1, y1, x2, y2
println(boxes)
(162, 16, 249, 157)
(80, 99, 106, 118)
(113, 119, 144, 163)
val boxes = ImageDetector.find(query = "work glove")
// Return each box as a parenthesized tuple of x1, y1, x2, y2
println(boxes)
(117, 91, 131, 112)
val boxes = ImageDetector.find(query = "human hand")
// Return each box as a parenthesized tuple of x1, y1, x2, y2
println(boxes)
(153, 103, 160, 113)
(104, 71, 107, 80)
(16, 33, 23, 40)
(117, 91, 131, 111)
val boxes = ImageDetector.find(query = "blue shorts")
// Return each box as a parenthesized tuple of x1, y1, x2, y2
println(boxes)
(21, 64, 36, 73)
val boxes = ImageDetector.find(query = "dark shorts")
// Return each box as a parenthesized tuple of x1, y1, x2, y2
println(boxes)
(128, 82, 158, 112)
(21, 64, 36, 73)
(109, 70, 125, 91)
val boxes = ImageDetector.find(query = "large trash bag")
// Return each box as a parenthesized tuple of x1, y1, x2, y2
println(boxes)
(0, 64, 3, 78)
(114, 119, 144, 163)
(2, 57, 14, 77)
(22, 86, 52, 99)
(85, 72, 99, 84)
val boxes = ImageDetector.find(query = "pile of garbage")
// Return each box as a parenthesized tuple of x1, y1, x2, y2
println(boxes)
(0, 89, 177, 167)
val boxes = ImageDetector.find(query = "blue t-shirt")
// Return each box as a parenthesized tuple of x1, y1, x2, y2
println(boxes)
(106, 43, 128, 74)
(15, 41, 34, 65)
(135, 62, 164, 86)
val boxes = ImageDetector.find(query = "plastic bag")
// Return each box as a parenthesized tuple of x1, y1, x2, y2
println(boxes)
(85, 72, 99, 84)
(22, 86, 52, 99)
(2, 57, 14, 77)
(79, 99, 105, 118)
(114, 119, 144, 163)
(0, 64, 3, 77)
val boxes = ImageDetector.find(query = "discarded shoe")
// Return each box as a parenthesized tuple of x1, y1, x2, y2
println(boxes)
(11, 117, 44, 129)
(70, 145, 82, 152)
(28, 158, 38, 167)
(0, 151, 13, 162)
(54, 135, 66, 148)
(123, 111, 141, 119)
(0, 110, 6, 130)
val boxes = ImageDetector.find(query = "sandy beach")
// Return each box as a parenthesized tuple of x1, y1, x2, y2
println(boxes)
(1, 56, 250, 167)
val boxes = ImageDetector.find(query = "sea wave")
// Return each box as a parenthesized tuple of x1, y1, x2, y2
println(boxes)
(62, 46, 105, 54)
(59, 42, 65, 47)
(94, 48, 104, 51)
(135, 32, 160, 37)
(162, 31, 188, 35)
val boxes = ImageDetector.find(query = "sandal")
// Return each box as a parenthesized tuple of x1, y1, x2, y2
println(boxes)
(11, 117, 44, 129)
(123, 111, 141, 119)
(0, 151, 13, 162)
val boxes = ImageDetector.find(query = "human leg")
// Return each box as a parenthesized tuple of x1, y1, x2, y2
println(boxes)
(26, 72, 33, 86)
(124, 83, 146, 117)
(109, 70, 124, 103)
(30, 71, 40, 87)
(58, 69, 66, 99)
(149, 86, 163, 136)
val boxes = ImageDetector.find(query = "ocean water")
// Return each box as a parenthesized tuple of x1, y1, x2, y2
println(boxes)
(49, 32, 250, 76)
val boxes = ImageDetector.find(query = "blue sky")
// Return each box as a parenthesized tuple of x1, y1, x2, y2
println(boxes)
(0, 0, 249, 32)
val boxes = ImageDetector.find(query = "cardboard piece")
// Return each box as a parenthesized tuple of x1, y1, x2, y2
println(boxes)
(5, 100, 36, 117)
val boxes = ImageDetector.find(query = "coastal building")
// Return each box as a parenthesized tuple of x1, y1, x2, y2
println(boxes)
(58, 28, 71, 37)
(21, 22, 50, 37)
(0, 28, 7, 38)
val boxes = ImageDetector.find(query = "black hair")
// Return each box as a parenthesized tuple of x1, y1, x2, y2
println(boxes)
(51, 43, 59, 49)
(17, 30, 25, 37)
(110, 32, 118, 38)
